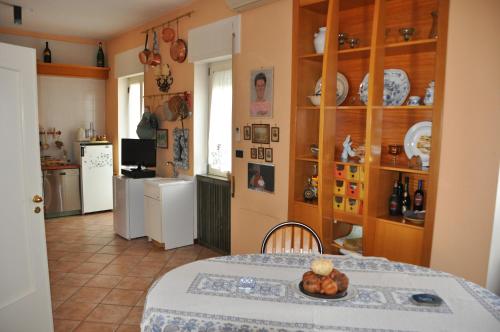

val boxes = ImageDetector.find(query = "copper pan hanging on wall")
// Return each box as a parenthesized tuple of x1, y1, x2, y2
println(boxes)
(170, 19, 187, 63)
(138, 31, 151, 64)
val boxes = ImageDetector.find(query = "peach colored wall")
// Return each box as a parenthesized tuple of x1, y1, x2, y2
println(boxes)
(105, 0, 234, 176)
(231, 0, 292, 254)
(430, 0, 500, 286)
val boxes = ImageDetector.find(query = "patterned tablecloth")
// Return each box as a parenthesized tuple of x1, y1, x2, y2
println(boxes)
(141, 254, 500, 331)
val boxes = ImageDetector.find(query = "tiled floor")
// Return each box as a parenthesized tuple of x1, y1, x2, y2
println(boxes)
(45, 212, 221, 332)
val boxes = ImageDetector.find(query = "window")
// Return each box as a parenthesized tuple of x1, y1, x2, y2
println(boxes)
(125, 75, 144, 139)
(208, 61, 232, 176)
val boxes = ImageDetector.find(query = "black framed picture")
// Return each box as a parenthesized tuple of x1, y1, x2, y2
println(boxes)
(248, 163, 275, 193)
(271, 127, 279, 142)
(258, 147, 264, 159)
(252, 124, 270, 144)
(156, 129, 168, 148)
(243, 126, 251, 140)
(265, 148, 273, 162)
(250, 148, 257, 159)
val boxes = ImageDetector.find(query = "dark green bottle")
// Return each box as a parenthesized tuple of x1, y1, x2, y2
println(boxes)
(401, 176, 412, 214)
(43, 41, 51, 63)
(96, 42, 105, 67)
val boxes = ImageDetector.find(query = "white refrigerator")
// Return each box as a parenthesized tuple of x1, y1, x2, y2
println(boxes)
(73, 142, 113, 214)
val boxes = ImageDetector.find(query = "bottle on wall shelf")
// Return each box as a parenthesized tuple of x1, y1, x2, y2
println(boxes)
(96, 42, 105, 67)
(43, 41, 51, 63)
(397, 172, 403, 206)
(413, 179, 425, 211)
(388, 180, 401, 216)
(401, 176, 411, 214)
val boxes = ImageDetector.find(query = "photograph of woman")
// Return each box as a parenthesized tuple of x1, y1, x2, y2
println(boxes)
(250, 68, 273, 117)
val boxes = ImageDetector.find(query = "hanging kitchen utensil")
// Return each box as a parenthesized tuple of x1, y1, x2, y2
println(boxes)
(150, 30, 161, 67)
(170, 19, 188, 63)
(162, 22, 176, 43)
(138, 31, 151, 64)
(163, 100, 178, 121)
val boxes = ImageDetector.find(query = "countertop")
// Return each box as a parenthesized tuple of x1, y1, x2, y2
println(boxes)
(42, 164, 80, 171)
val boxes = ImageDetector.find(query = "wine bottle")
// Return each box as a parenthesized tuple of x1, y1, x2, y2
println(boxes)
(388, 180, 401, 216)
(43, 41, 51, 63)
(401, 176, 412, 214)
(96, 42, 105, 67)
(414, 179, 425, 211)
(397, 172, 403, 206)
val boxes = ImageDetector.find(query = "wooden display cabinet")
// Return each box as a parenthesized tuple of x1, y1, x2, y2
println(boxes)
(288, 0, 448, 266)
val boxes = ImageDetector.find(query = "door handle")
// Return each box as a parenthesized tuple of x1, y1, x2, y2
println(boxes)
(231, 176, 235, 198)
(33, 195, 43, 203)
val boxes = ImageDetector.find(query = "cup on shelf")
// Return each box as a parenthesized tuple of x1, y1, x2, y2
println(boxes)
(308, 95, 321, 106)
(407, 96, 421, 106)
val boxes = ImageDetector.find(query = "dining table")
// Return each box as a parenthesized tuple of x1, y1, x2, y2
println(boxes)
(141, 253, 500, 331)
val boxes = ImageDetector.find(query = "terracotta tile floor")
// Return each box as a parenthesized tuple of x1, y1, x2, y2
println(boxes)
(45, 212, 221, 332)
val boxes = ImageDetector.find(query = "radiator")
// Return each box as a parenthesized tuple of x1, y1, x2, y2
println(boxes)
(196, 175, 231, 254)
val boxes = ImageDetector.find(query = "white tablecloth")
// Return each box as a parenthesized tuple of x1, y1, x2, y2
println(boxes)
(141, 254, 500, 331)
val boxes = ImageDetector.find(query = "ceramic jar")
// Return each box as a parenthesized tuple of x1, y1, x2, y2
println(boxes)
(424, 80, 435, 105)
(314, 27, 326, 54)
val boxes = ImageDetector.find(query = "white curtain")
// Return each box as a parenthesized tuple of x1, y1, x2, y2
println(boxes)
(208, 68, 232, 175)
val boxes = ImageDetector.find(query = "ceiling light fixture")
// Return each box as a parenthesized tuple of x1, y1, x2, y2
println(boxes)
(0, 1, 22, 25)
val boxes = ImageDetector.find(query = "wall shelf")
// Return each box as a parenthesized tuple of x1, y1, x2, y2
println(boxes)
(37, 62, 110, 80)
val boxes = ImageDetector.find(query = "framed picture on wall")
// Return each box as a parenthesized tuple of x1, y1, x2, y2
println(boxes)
(248, 163, 275, 193)
(250, 68, 274, 118)
(243, 126, 251, 140)
(156, 129, 168, 148)
(250, 148, 257, 159)
(265, 148, 273, 162)
(258, 147, 264, 159)
(271, 127, 279, 142)
(252, 124, 270, 144)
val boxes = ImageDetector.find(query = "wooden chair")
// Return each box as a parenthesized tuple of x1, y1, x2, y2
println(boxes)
(261, 221, 323, 254)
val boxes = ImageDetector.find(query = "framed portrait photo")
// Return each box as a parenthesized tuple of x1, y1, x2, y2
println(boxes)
(250, 68, 274, 118)
(250, 148, 257, 159)
(243, 126, 251, 140)
(265, 148, 273, 162)
(258, 147, 264, 159)
(252, 124, 270, 144)
(248, 163, 275, 194)
(271, 127, 279, 142)
(156, 129, 168, 149)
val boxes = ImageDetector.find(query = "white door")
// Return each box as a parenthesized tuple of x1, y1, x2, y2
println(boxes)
(0, 42, 53, 331)
(81, 144, 113, 213)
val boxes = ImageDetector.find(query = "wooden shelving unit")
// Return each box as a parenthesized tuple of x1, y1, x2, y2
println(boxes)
(37, 62, 110, 79)
(288, 0, 449, 266)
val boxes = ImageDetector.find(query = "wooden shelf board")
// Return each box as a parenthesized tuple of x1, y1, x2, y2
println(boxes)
(296, 155, 318, 162)
(297, 105, 320, 110)
(334, 177, 364, 184)
(333, 211, 363, 226)
(335, 161, 365, 166)
(384, 106, 433, 110)
(299, 53, 324, 62)
(330, 241, 363, 255)
(294, 200, 318, 208)
(299, 0, 328, 13)
(37, 62, 110, 79)
(376, 215, 425, 230)
(385, 39, 437, 55)
(338, 46, 371, 59)
(379, 165, 430, 175)
(336, 106, 367, 110)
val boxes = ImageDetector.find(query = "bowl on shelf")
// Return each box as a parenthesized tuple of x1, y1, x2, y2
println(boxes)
(310, 144, 319, 158)
(308, 95, 321, 106)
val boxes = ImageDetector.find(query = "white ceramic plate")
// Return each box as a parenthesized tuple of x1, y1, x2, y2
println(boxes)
(359, 69, 410, 106)
(314, 72, 349, 106)
(404, 121, 432, 167)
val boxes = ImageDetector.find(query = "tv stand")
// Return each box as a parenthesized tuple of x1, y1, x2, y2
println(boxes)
(121, 168, 155, 179)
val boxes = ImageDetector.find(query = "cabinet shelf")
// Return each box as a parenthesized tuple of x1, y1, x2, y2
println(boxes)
(37, 62, 110, 79)
(333, 211, 363, 226)
(376, 215, 425, 230)
(296, 155, 318, 162)
(338, 46, 371, 60)
(335, 106, 367, 110)
(379, 165, 429, 175)
(297, 105, 320, 110)
(299, 0, 328, 12)
(294, 200, 318, 207)
(385, 39, 437, 55)
(299, 53, 324, 62)
(384, 106, 433, 110)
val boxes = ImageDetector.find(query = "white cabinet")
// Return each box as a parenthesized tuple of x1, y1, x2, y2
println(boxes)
(144, 179, 194, 250)
(113, 175, 152, 239)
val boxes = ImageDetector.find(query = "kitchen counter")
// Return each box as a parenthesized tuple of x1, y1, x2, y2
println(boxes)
(42, 164, 80, 171)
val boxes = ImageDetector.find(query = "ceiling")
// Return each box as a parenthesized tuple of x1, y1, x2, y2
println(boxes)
(0, 0, 193, 40)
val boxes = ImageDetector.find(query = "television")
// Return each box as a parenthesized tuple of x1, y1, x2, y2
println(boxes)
(121, 138, 156, 170)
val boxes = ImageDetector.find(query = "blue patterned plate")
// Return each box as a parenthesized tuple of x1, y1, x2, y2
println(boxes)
(359, 69, 410, 106)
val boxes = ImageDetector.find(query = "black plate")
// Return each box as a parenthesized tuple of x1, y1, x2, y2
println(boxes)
(299, 281, 347, 299)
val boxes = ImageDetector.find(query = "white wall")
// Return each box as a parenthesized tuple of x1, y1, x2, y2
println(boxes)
(37, 76, 105, 162)
(487, 168, 500, 295)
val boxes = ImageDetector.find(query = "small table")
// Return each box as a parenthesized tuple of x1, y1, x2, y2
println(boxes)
(141, 254, 500, 331)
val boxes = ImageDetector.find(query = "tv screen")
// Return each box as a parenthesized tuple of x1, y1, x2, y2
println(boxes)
(121, 139, 156, 168)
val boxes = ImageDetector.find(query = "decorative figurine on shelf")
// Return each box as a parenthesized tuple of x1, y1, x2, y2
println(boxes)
(341, 135, 356, 162)
(423, 80, 435, 106)
(354, 144, 366, 163)
(303, 164, 318, 202)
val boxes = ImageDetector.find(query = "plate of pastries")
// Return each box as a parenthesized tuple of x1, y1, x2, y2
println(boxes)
(299, 258, 354, 300)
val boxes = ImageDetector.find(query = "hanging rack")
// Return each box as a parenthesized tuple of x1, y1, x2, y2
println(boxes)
(143, 91, 191, 99)
(141, 11, 194, 34)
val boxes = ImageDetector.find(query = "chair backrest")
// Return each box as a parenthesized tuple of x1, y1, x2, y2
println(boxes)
(261, 221, 323, 254)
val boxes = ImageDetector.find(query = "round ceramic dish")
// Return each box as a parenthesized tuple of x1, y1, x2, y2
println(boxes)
(314, 72, 349, 106)
(359, 69, 410, 106)
(404, 121, 432, 167)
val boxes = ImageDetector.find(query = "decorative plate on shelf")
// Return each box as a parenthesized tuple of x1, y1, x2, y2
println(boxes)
(359, 69, 410, 106)
(404, 121, 432, 167)
(313, 72, 349, 106)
